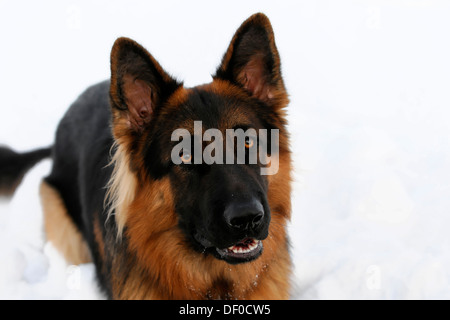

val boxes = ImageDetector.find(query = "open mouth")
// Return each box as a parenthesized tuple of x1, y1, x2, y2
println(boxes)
(193, 233, 264, 264)
(215, 238, 263, 264)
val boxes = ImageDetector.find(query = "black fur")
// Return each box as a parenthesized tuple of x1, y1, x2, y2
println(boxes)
(43, 81, 120, 296)
(44, 81, 113, 234)
(141, 87, 277, 263)
(0, 146, 51, 196)
(0, 13, 289, 299)
(214, 22, 276, 86)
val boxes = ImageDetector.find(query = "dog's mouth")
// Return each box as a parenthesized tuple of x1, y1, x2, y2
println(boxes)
(216, 238, 263, 263)
(194, 233, 263, 264)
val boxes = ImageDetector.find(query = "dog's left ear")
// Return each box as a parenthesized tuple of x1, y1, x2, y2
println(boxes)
(215, 13, 288, 109)
(110, 37, 181, 135)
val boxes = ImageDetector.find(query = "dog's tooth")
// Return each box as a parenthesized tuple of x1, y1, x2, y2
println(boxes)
(249, 241, 259, 251)
(226, 240, 261, 255)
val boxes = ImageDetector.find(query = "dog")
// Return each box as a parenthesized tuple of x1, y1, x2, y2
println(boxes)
(0, 13, 292, 299)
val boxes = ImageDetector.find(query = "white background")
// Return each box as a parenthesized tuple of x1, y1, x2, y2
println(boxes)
(1, 0, 450, 299)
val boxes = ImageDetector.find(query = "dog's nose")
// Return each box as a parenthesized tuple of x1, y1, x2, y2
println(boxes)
(224, 198, 264, 231)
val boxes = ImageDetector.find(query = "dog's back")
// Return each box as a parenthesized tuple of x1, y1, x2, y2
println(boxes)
(44, 80, 112, 233)
(0, 80, 115, 289)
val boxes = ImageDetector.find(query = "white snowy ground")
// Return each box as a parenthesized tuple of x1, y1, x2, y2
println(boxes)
(1, 0, 450, 300)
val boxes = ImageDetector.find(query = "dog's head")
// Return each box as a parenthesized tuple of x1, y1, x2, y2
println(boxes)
(108, 13, 290, 265)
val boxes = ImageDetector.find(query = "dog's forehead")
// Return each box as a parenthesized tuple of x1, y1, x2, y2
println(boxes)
(162, 82, 261, 132)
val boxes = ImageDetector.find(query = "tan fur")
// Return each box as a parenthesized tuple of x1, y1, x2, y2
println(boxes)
(104, 69, 292, 299)
(40, 181, 91, 264)
(108, 140, 292, 299)
(51, 13, 293, 299)
(104, 142, 137, 238)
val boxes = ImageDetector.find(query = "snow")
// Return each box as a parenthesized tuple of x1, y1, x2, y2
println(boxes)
(1, 0, 450, 299)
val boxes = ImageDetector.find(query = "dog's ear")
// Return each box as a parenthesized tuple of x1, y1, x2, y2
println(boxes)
(214, 13, 288, 109)
(110, 37, 181, 135)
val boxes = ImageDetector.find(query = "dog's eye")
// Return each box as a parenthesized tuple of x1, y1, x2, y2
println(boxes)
(180, 151, 192, 164)
(245, 137, 254, 149)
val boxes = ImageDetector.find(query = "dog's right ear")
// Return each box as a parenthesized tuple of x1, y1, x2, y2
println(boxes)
(110, 37, 181, 137)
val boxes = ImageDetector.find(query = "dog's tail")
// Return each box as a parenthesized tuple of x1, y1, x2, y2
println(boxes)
(0, 145, 52, 197)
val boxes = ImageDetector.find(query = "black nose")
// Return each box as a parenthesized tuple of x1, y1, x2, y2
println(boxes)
(224, 198, 264, 231)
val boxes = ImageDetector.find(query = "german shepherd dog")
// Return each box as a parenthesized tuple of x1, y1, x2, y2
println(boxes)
(0, 13, 292, 299)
